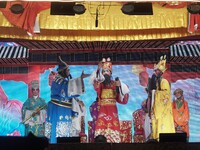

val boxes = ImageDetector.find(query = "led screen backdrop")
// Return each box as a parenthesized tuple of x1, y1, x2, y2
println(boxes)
(0, 64, 199, 142)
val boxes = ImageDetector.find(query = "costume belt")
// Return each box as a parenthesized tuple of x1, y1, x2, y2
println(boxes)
(51, 99, 72, 108)
(99, 99, 116, 106)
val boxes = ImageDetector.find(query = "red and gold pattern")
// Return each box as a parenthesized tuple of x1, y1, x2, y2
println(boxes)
(88, 120, 132, 143)
(120, 121, 132, 143)
(80, 132, 87, 143)
(132, 109, 146, 143)
(93, 79, 129, 143)
(88, 121, 94, 143)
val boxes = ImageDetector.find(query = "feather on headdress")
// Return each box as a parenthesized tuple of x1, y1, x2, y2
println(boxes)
(57, 56, 69, 72)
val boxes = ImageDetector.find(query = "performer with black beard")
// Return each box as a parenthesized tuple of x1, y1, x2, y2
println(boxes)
(148, 55, 175, 141)
(90, 58, 130, 143)
(45, 56, 89, 143)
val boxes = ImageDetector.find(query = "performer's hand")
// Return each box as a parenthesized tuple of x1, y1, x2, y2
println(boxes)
(32, 111, 40, 116)
(35, 111, 40, 115)
(115, 80, 121, 87)
(48, 69, 56, 86)
(115, 77, 121, 87)
(164, 99, 168, 104)
(78, 101, 85, 107)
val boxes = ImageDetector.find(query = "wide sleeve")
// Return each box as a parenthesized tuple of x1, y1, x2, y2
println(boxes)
(153, 78, 172, 120)
(89, 71, 105, 85)
(116, 82, 130, 104)
(68, 77, 85, 96)
(182, 101, 190, 126)
(22, 99, 29, 121)
(160, 78, 171, 102)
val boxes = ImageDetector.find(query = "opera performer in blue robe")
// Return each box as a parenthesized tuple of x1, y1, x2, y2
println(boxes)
(45, 56, 89, 143)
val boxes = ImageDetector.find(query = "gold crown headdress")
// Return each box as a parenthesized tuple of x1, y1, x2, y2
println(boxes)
(102, 57, 112, 72)
(154, 55, 167, 73)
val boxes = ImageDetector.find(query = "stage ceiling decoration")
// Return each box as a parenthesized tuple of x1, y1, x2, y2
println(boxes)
(0, 1, 199, 66)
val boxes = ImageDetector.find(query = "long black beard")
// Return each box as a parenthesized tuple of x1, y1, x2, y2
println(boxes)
(156, 73, 162, 79)
(151, 74, 157, 90)
(102, 74, 111, 86)
(150, 73, 163, 91)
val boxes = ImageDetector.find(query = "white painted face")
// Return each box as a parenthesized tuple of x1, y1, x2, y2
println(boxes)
(174, 91, 182, 99)
(32, 88, 39, 96)
(102, 69, 111, 76)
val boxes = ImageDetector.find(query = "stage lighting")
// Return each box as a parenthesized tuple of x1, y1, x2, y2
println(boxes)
(121, 3, 135, 14)
(187, 4, 200, 14)
(51, 2, 86, 16)
(73, 4, 86, 15)
(10, 3, 24, 14)
(51, 2, 76, 16)
(159, 133, 187, 143)
(121, 2, 153, 15)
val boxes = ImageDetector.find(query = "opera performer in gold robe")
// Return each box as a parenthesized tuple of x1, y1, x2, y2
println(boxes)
(150, 55, 175, 140)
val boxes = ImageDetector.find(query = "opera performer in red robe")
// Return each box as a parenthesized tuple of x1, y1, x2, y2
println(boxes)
(89, 58, 130, 143)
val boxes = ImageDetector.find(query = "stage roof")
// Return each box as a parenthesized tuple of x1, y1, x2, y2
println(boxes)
(0, 2, 200, 65)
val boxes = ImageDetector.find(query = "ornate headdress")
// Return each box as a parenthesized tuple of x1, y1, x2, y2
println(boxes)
(57, 56, 69, 72)
(31, 80, 39, 89)
(102, 57, 112, 73)
(154, 55, 167, 73)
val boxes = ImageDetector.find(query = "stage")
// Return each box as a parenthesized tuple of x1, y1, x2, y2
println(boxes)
(1, 136, 200, 150)
(1, 134, 200, 150)
(42, 143, 200, 150)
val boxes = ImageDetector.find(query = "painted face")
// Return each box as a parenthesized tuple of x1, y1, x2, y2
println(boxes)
(155, 69, 162, 77)
(32, 88, 39, 96)
(174, 91, 182, 99)
(102, 69, 111, 76)
(65, 69, 70, 76)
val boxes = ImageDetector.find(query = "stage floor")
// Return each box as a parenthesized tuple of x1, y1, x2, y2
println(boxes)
(47, 143, 200, 150)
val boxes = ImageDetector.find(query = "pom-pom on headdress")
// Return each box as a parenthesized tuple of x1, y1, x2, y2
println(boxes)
(57, 56, 69, 72)
(154, 55, 167, 73)
(102, 57, 112, 73)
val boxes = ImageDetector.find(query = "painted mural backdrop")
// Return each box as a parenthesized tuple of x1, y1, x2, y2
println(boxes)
(0, 65, 199, 142)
